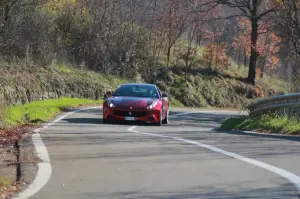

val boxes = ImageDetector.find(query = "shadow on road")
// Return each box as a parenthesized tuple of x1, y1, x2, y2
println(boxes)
(62, 118, 102, 124)
(61, 117, 158, 126)
(169, 112, 234, 128)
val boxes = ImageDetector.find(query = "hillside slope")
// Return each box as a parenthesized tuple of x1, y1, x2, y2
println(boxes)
(0, 62, 129, 107)
(0, 61, 289, 115)
(154, 64, 289, 109)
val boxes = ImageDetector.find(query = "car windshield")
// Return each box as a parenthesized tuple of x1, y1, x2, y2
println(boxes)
(112, 85, 159, 98)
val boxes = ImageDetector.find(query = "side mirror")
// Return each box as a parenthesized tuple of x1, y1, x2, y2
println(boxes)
(103, 91, 112, 99)
(161, 92, 168, 98)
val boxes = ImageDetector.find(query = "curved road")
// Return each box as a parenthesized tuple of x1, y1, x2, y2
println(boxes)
(28, 108, 300, 199)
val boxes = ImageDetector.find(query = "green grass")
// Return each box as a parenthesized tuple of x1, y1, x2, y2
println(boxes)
(156, 38, 205, 67)
(223, 60, 290, 94)
(221, 117, 247, 130)
(169, 97, 185, 108)
(54, 64, 129, 89)
(221, 114, 300, 135)
(0, 176, 12, 186)
(3, 97, 103, 126)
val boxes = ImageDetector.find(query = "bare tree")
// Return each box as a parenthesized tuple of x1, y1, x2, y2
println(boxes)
(0, 0, 45, 34)
(280, 0, 300, 57)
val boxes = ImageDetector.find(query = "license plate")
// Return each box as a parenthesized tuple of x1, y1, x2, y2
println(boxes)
(124, 117, 136, 121)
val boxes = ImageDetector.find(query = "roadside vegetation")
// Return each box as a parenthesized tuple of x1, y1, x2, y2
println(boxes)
(3, 97, 103, 127)
(0, 62, 129, 126)
(221, 114, 300, 135)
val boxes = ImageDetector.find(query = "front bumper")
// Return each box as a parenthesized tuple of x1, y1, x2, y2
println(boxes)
(103, 108, 160, 123)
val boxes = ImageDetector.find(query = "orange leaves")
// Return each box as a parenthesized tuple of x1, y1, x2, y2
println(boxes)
(269, 56, 280, 70)
(233, 34, 251, 56)
(0, 181, 26, 199)
(256, 68, 261, 76)
(234, 17, 281, 71)
(233, 17, 251, 57)
(203, 43, 229, 69)
(0, 124, 35, 146)
(259, 32, 281, 71)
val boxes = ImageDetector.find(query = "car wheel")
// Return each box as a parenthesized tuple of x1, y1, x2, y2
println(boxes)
(155, 109, 163, 126)
(162, 108, 169, 124)
(103, 118, 109, 124)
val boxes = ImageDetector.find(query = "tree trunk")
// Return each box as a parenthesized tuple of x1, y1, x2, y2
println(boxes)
(247, 17, 259, 85)
(261, 56, 267, 79)
(237, 52, 241, 68)
(167, 3, 172, 67)
(260, 66, 264, 78)
(185, 48, 191, 82)
(5, 5, 9, 22)
(185, 62, 188, 82)
(167, 46, 171, 67)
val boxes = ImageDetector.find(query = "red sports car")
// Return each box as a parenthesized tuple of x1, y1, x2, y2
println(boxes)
(102, 83, 169, 126)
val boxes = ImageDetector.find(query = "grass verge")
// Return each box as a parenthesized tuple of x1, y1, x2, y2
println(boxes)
(221, 114, 300, 135)
(3, 97, 103, 127)
(0, 176, 12, 187)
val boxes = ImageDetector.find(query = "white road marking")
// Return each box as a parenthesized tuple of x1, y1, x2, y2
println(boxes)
(242, 130, 300, 138)
(169, 110, 242, 117)
(12, 107, 101, 199)
(128, 125, 300, 196)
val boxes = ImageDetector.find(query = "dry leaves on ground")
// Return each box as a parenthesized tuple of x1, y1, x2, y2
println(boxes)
(0, 125, 36, 147)
(0, 181, 27, 199)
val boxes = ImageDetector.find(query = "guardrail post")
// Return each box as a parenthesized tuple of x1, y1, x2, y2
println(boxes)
(296, 107, 300, 121)
(279, 107, 286, 117)
(287, 107, 293, 119)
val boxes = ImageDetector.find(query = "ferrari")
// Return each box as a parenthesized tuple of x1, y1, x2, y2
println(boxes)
(102, 83, 169, 126)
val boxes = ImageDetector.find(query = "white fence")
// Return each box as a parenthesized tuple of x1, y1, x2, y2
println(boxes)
(248, 93, 300, 119)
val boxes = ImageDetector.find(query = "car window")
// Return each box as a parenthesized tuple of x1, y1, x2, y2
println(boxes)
(112, 85, 159, 98)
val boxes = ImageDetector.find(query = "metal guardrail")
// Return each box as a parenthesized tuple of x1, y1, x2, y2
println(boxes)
(248, 93, 300, 119)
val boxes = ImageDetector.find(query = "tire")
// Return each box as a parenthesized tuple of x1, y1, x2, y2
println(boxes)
(162, 108, 169, 124)
(103, 118, 109, 124)
(155, 109, 163, 126)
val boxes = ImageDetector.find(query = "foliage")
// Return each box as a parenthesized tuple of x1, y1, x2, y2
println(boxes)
(154, 66, 288, 109)
(202, 43, 230, 71)
(220, 117, 246, 130)
(232, 17, 282, 79)
(221, 113, 300, 135)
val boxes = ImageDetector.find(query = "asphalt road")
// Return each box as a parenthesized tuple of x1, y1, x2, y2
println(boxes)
(30, 108, 300, 199)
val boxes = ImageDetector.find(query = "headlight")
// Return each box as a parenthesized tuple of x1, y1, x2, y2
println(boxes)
(147, 100, 158, 109)
(107, 99, 116, 108)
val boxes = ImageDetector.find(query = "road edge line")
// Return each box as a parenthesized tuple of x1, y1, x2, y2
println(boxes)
(128, 127, 300, 197)
(12, 106, 100, 199)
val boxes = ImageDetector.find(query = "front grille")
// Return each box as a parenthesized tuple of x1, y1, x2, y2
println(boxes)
(113, 110, 148, 117)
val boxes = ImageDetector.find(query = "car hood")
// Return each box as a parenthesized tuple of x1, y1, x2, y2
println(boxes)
(107, 96, 158, 109)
